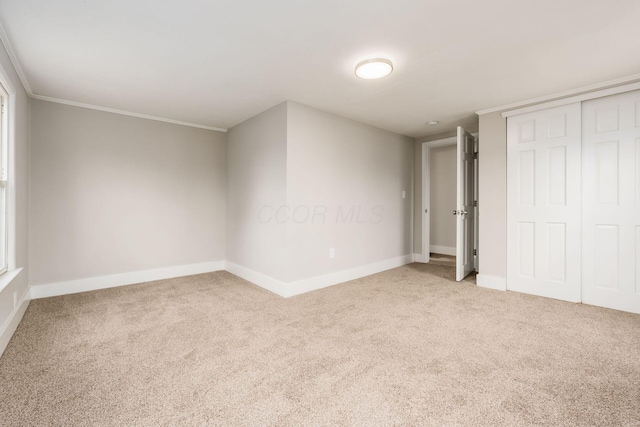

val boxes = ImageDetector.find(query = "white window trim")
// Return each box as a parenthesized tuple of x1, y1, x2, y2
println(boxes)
(0, 89, 9, 276)
(0, 58, 18, 287)
(0, 268, 22, 293)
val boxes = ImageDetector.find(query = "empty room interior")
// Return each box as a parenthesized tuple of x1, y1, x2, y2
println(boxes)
(1, 1, 639, 425)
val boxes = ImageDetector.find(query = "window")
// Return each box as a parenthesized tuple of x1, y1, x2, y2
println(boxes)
(0, 84, 8, 275)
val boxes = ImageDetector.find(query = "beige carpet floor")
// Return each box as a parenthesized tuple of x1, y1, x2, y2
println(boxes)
(1, 263, 639, 426)
(428, 253, 455, 266)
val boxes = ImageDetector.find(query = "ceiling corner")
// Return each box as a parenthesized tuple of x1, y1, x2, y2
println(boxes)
(0, 18, 32, 96)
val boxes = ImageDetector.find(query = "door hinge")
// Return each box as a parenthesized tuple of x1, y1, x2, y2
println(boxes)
(473, 201, 477, 207)
(425, 209, 428, 213)
(473, 249, 477, 256)
(473, 152, 478, 160)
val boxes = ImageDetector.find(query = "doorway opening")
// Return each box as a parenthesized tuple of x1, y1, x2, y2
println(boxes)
(421, 128, 478, 281)
(429, 143, 457, 258)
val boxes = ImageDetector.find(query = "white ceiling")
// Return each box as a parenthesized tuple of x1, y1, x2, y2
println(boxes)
(1, 0, 639, 138)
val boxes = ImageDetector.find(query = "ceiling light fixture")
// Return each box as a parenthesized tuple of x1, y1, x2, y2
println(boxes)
(355, 58, 393, 79)
(426, 121, 439, 126)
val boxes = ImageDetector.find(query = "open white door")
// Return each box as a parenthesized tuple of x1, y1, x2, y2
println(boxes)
(455, 126, 475, 281)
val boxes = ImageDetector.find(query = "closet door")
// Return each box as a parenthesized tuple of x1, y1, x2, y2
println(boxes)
(507, 103, 582, 302)
(582, 90, 640, 314)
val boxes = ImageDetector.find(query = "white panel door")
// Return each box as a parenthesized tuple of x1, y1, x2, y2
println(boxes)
(507, 103, 582, 302)
(582, 90, 640, 314)
(456, 126, 475, 281)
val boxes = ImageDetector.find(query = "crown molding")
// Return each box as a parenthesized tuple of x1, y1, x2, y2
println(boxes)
(0, 18, 32, 95)
(476, 72, 640, 116)
(31, 95, 228, 132)
(501, 81, 640, 118)
(0, 20, 227, 133)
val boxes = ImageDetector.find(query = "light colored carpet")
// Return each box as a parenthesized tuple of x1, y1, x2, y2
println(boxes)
(1, 263, 639, 426)
(428, 253, 455, 266)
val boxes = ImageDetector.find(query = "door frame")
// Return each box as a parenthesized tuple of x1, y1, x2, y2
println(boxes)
(420, 134, 477, 263)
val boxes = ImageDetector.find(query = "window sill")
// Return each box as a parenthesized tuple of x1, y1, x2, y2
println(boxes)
(0, 268, 23, 293)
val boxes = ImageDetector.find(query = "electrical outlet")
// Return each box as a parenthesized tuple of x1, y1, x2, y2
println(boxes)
(329, 248, 335, 259)
(402, 190, 406, 199)
(13, 291, 18, 308)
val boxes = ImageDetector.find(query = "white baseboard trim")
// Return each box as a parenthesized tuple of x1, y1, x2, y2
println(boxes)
(30, 261, 226, 299)
(28, 254, 417, 301)
(224, 262, 288, 297)
(226, 255, 415, 298)
(476, 274, 507, 291)
(429, 245, 456, 257)
(0, 290, 30, 358)
(285, 254, 415, 298)
(413, 253, 428, 263)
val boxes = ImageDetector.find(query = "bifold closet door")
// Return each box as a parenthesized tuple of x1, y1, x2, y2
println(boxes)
(582, 90, 640, 314)
(507, 103, 582, 302)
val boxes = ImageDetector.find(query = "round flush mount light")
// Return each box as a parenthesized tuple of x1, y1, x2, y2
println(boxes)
(355, 58, 393, 79)
(426, 120, 440, 126)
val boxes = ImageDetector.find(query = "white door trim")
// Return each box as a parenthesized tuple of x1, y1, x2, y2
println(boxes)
(421, 136, 456, 263)
(421, 134, 477, 263)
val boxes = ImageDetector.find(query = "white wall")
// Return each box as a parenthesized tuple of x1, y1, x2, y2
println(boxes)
(226, 102, 288, 281)
(286, 102, 414, 282)
(226, 101, 414, 293)
(477, 112, 507, 281)
(429, 145, 456, 251)
(0, 41, 30, 354)
(29, 100, 226, 286)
